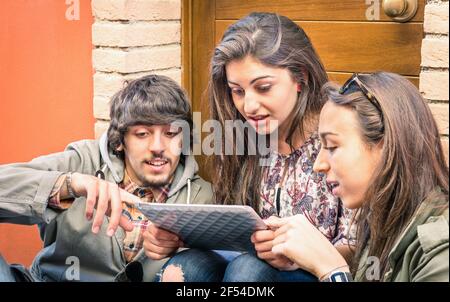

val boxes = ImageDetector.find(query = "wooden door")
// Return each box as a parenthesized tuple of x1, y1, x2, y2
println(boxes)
(182, 0, 425, 179)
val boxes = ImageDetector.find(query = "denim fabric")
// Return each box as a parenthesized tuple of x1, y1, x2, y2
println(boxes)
(157, 249, 317, 282)
(223, 252, 317, 282)
(0, 253, 16, 282)
(155, 249, 229, 282)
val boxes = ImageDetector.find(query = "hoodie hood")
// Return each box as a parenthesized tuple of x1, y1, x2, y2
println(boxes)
(98, 132, 199, 198)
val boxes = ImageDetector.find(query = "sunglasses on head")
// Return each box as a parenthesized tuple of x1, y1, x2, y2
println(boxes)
(339, 73, 383, 115)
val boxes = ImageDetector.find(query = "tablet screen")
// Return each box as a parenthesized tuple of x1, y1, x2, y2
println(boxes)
(136, 203, 268, 252)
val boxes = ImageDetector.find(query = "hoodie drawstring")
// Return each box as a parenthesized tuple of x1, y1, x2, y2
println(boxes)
(186, 178, 191, 204)
(95, 163, 108, 180)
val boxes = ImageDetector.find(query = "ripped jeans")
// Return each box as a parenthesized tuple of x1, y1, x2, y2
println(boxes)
(155, 249, 317, 282)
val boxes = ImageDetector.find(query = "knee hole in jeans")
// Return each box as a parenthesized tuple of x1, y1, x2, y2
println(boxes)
(160, 264, 185, 282)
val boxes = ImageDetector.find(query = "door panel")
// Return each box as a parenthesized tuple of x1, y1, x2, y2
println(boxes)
(328, 72, 419, 88)
(216, 0, 424, 22)
(215, 21, 423, 76)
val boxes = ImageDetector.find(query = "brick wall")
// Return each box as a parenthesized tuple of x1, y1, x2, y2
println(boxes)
(420, 0, 449, 163)
(91, 0, 181, 138)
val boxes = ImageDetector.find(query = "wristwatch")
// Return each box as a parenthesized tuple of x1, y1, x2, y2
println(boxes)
(321, 271, 353, 282)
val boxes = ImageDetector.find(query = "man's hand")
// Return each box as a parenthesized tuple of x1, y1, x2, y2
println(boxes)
(142, 224, 183, 260)
(70, 172, 139, 236)
(251, 221, 299, 271)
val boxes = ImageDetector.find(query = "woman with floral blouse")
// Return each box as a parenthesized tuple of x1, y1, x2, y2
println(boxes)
(145, 12, 355, 282)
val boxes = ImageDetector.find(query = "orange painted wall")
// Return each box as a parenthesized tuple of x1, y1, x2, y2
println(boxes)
(0, 0, 94, 266)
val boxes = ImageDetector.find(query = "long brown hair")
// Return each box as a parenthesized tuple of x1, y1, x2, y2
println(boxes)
(209, 12, 328, 210)
(323, 72, 449, 280)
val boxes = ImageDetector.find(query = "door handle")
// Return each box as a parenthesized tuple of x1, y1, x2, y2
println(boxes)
(382, 0, 418, 22)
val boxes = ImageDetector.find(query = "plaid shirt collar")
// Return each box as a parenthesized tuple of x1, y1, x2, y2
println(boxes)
(120, 168, 170, 203)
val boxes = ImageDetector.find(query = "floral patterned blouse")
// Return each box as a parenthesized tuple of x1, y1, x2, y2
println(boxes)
(259, 132, 356, 246)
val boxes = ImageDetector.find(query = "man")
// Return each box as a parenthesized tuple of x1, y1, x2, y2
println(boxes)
(0, 75, 213, 281)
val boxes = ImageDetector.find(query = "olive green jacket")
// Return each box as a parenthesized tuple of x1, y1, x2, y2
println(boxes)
(355, 188, 449, 282)
(0, 133, 214, 281)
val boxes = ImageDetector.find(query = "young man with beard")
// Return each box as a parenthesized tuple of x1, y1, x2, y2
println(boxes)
(0, 75, 213, 282)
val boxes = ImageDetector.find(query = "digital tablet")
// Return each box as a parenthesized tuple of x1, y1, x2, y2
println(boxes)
(136, 203, 268, 252)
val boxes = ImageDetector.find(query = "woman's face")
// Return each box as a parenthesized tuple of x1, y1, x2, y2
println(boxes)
(225, 56, 300, 138)
(313, 101, 383, 209)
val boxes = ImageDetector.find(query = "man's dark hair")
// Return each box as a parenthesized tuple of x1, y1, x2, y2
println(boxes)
(107, 74, 192, 159)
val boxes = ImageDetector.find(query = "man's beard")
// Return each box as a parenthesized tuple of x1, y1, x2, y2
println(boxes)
(139, 173, 172, 188)
(138, 155, 173, 187)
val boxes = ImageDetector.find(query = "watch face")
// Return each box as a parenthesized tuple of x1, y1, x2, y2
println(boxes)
(330, 272, 348, 282)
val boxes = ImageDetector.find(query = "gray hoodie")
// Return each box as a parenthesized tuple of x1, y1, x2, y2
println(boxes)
(0, 133, 214, 281)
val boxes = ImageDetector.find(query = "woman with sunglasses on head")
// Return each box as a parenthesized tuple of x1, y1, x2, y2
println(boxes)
(153, 12, 356, 282)
(267, 72, 449, 282)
